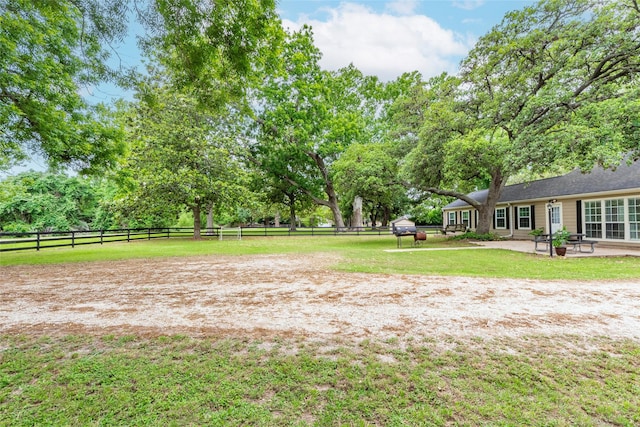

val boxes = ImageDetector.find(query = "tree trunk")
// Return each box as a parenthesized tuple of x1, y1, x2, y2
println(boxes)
(475, 205, 494, 235)
(306, 151, 346, 230)
(351, 196, 363, 229)
(193, 203, 202, 240)
(329, 197, 345, 230)
(289, 203, 297, 231)
(424, 168, 508, 234)
(281, 172, 345, 229)
(382, 206, 391, 227)
(274, 211, 280, 228)
(206, 203, 214, 235)
(475, 170, 506, 234)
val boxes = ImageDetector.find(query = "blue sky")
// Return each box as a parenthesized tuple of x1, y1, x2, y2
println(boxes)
(276, 0, 535, 80)
(89, 0, 536, 102)
(4, 0, 536, 175)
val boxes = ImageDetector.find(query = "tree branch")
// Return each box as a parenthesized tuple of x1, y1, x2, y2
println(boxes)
(423, 187, 482, 210)
(281, 175, 330, 207)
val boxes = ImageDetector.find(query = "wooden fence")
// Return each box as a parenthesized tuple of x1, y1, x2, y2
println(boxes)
(0, 225, 440, 252)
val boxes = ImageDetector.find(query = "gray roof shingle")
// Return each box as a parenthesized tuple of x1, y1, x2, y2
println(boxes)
(444, 159, 640, 209)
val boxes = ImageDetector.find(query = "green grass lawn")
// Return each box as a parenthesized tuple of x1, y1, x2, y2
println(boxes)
(2, 235, 639, 280)
(1, 334, 639, 426)
(1, 236, 639, 425)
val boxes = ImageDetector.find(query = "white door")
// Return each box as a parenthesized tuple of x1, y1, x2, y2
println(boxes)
(549, 204, 562, 234)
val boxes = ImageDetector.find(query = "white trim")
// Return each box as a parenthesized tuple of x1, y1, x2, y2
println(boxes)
(499, 188, 640, 205)
(495, 207, 507, 230)
(629, 197, 640, 241)
(552, 203, 563, 234)
(461, 210, 470, 227)
(581, 195, 640, 242)
(517, 205, 532, 230)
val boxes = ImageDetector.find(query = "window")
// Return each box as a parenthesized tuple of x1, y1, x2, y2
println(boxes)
(584, 200, 602, 239)
(518, 206, 531, 229)
(630, 198, 640, 240)
(605, 199, 625, 240)
(461, 211, 469, 227)
(495, 208, 506, 229)
(448, 211, 456, 225)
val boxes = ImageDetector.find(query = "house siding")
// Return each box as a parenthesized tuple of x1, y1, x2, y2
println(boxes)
(443, 190, 640, 247)
(579, 190, 640, 247)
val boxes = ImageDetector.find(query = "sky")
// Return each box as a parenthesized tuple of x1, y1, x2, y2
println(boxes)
(6, 0, 536, 176)
(88, 0, 536, 101)
(275, 0, 535, 81)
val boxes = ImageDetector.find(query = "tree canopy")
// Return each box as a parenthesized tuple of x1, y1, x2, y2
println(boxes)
(0, 0, 130, 173)
(333, 142, 408, 227)
(145, 0, 282, 110)
(0, 171, 104, 231)
(3, 0, 639, 234)
(400, 0, 640, 233)
(0, 0, 281, 173)
(252, 27, 375, 229)
(119, 80, 247, 237)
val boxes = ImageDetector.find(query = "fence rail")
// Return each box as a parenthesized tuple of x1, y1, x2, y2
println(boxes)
(0, 225, 440, 252)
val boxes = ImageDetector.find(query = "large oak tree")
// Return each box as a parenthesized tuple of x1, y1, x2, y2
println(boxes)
(401, 0, 640, 233)
(252, 27, 382, 229)
(121, 81, 247, 238)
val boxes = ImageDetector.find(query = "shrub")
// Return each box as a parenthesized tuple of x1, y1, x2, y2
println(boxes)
(450, 231, 503, 241)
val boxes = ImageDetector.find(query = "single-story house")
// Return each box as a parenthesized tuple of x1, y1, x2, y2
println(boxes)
(390, 216, 415, 231)
(442, 159, 640, 247)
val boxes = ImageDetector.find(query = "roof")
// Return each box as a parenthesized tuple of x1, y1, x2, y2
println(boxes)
(390, 216, 415, 225)
(444, 159, 640, 209)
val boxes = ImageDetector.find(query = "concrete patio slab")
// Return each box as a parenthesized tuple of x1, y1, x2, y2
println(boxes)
(473, 239, 640, 257)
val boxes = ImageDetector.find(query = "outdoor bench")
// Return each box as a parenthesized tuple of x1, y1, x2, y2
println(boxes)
(566, 238, 598, 253)
(534, 235, 550, 252)
(534, 234, 597, 253)
(440, 224, 468, 234)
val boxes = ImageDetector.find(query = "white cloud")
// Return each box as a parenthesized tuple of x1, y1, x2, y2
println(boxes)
(282, 2, 471, 81)
(452, 0, 485, 11)
(385, 0, 419, 15)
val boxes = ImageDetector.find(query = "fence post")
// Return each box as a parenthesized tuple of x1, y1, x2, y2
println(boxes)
(71, 231, 75, 248)
(36, 231, 40, 251)
(148, 228, 151, 240)
(100, 229, 104, 245)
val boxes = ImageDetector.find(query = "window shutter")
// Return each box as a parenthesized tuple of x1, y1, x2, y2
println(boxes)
(475, 211, 478, 229)
(531, 205, 536, 229)
(576, 200, 582, 234)
(493, 211, 496, 229)
(511, 207, 516, 230)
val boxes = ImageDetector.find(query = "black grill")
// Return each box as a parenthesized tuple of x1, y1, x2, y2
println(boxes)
(392, 224, 426, 248)
(392, 225, 418, 236)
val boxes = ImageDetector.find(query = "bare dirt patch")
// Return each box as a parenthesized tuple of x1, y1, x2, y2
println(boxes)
(2, 253, 639, 341)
